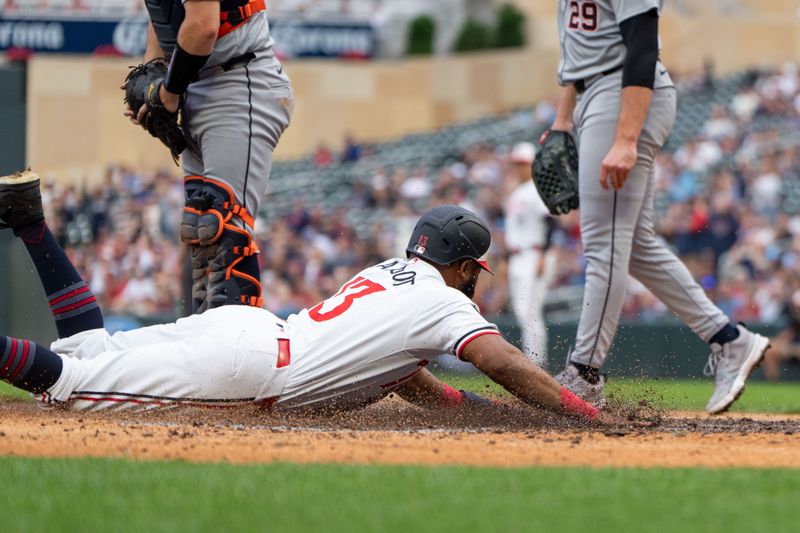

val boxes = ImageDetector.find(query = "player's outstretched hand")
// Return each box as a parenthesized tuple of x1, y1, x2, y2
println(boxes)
(600, 139, 637, 190)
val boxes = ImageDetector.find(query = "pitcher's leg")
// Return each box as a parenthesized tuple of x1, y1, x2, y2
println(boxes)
(629, 172, 729, 341)
(569, 127, 649, 369)
(571, 85, 679, 370)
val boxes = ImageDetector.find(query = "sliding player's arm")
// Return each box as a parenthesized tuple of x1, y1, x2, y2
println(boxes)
(460, 334, 599, 420)
(393, 368, 495, 409)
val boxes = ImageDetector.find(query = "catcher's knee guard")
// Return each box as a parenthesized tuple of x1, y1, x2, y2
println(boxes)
(179, 176, 262, 311)
(180, 176, 205, 245)
(206, 226, 262, 309)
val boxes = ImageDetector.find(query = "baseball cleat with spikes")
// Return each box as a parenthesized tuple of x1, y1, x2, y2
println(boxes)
(0, 169, 44, 235)
(555, 363, 607, 407)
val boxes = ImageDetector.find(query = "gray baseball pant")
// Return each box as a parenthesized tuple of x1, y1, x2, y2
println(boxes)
(182, 55, 294, 216)
(570, 70, 729, 368)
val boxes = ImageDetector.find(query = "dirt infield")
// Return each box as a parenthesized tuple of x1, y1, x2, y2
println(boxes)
(1, 399, 799, 468)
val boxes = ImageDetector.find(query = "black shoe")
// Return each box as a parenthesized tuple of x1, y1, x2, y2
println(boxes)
(0, 170, 44, 235)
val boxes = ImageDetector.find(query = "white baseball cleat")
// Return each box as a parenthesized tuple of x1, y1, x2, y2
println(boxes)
(704, 324, 771, 415)
(555, 363, 607, 407)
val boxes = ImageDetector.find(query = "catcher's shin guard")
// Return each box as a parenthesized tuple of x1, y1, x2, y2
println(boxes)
(189, 244, 211, 313)
(179, 176, 262, 311)
(206, 225, 262, 309)
(180, 176, 210, 312)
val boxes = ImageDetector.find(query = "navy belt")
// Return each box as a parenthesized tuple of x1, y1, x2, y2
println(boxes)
(574, 66, 623, 94)
(192, 52, 256, 83)
(196, 52, 259, 81)
(220, 51, 257, 71)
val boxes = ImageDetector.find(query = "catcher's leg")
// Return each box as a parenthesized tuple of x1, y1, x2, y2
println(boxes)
(180, 175, 213, 312)
(181, 177, 262, 310)
(183, 60, 294, 311)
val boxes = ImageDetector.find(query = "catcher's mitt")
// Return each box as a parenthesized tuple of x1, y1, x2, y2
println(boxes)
(123, 58, 187, 164)
(532, 130, 580, 215)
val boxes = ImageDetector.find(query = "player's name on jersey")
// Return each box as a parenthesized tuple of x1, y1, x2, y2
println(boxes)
(378, 259, 417, 286)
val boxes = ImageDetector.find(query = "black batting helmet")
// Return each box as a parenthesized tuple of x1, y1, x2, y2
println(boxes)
(406, 205, 492, 273)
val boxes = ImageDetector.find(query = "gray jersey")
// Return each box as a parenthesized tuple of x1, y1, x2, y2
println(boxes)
(202, 12, 280, 72)
(174, 2, 286, 83)
(557, 0, 662, 85)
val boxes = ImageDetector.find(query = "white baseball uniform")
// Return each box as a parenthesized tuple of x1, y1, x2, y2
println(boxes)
(41, 258, 499, 411)
(505, 181, 551, 365)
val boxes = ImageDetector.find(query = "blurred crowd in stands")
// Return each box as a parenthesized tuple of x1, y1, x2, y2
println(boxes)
(42, 65, 800, 337)
(3, 0, 391, 19)
(2, 0, 144, 14)
(42, 169, 185, 318)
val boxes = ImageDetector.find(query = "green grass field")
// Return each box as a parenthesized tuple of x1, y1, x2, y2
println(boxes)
(1, 458, 799, 533)
(3, 375, 800, 411)
(2, 377, 799, 531)
(443, 374, 800, 414)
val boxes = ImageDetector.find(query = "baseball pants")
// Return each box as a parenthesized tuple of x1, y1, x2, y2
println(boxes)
(570, 69, 729, 368)
(43, 306, 290, 411)
(182, 54, 294, 220)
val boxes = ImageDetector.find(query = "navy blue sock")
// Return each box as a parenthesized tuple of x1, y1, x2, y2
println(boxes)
(709, 323, 740, 345)
(571, 362, 601, 384)
(18, 222, 104, 338)
(0, 335, 63, 394)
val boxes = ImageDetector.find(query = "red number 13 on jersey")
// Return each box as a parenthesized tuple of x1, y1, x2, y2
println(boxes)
(308, 276, 386, 322)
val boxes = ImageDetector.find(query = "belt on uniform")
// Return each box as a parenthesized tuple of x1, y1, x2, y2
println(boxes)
(253, 336, 291, 410)
(573, 66, 623, 94)
(221, 52, 257, 71)
(277, 338, 291, 369)
(196, 51, 258, 80)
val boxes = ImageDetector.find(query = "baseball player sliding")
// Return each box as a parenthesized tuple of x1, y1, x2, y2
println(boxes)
(505, 143, 554, 365)
(536, 0, 769, 413)
(123, 0, 294, 313)
(0, 171, 600, 422)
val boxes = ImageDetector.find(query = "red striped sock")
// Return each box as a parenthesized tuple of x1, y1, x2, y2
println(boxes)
(0, 336, 62, 394)
(17, 223, 104, 338)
